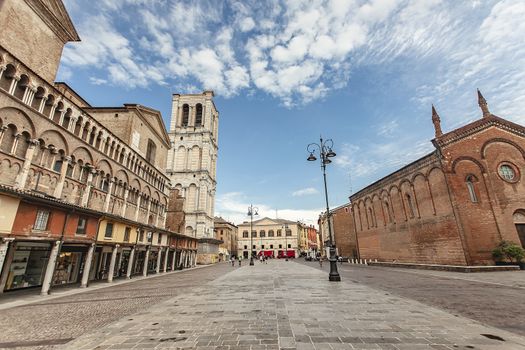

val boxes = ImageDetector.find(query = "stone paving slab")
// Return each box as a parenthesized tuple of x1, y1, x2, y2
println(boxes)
(60, 260, 525, 350)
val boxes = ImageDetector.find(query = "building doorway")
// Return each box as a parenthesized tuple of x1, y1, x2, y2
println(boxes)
(513, 210, 525, 248)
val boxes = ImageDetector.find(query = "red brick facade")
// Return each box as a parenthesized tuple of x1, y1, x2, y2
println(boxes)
(349, 93, 525, 265)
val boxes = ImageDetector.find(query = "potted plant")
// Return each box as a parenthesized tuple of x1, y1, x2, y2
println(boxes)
(492, 240, 525, 270)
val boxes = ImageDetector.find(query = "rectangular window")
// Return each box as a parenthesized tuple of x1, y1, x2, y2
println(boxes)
(34, 210, 50, 231)
(104, 223, 114, 238)
(124, 227, 131, 242)
(76, 217, 87, 235)
(139, 230, 144, 242)
(158, 234, 162, 244)
(243, 231, 248, 238)
(261, 245, 265, 249)
(288, 244, 291, 249)
(270, 244, 273, 249)
(277, 229, 282, 237)
(286, 229, 292, 237)
(244, 245, 247, 249)
(279, 244, 282, 249)
(147, 232, 152, 243)
(251, 231, 257, 237)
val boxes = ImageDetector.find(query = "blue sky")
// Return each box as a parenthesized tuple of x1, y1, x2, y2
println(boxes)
(58, 0, 525, 225)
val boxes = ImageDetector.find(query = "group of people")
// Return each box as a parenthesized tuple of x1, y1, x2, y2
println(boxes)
(229, 254, 270, 266)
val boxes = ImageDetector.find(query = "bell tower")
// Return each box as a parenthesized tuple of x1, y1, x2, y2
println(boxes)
(166, 91, 218, 239)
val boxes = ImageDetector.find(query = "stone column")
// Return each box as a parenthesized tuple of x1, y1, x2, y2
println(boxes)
(163, 247, 169, 272)
(0, 65, 5, 81)
(9, 133, 20, 154)
(8, 74, 20, 95)
(179, 251, 185, 269)
(81, 167, 96, 207)
(40, 241, 61, 295)
(134, 196, 142, 221)
(107, 244, 119, 283)
(80, 243, 95, 288)
(171, 249, 177, 271)
(38, 96, 48, 114)
(145, 199, 151, 221)
(26, 87, 37, 106)
(121, 186, 129, 217)
(69, 117, 77, 132)
(0, 125, 8, 145)
(58, 110, 66, 127)
(155, 248, 162, 274)
(103, 179, 114, 213)
(14, 139, 39, 189)
(49, 103, 57, 120)
(126, 246, 135, 278)
(53, 156, 71, 198)
(0, 238, 15, 278)
(143, 247, 150, 277)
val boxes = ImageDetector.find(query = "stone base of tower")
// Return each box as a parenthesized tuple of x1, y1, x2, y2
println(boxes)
(196, 238, 223, 265)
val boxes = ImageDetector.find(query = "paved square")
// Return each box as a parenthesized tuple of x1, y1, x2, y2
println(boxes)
(62, 260, 525, 350)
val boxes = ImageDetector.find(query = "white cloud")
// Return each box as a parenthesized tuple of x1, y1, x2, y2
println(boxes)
(239, 17, 255, 32)
(215, 192, 322, 226)
(292, 187, 319, 197)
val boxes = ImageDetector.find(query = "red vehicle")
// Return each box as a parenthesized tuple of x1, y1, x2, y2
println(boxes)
(277, 250, 295, 259)
(257, 250, 274, 257)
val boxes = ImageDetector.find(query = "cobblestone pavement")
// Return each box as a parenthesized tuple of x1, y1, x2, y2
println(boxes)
(0, 264, 234, 350)
(63, 259, 525, 350)
(298, 260, 525, 337)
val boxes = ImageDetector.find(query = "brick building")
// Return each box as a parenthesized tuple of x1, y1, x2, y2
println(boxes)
(214, 216, 238, 260)
(0, 0, 197, 294)
(349, 93, 525, 265)
(318, 204, 358, 259)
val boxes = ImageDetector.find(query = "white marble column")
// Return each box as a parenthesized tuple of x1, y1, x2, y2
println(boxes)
(121, 187, 129, 217)
(53, 156, 72, 198)
(38, 96, 48, 114)
(8, 74, 20, 95)
(14, 139, 39, 190)
(9, 133, 20, 154)
(171, 249, 176, 271)
(40, 241, 61, 295)
(162, 247, 169, 272)
(80, 243, 95, 288)
(0, 125, 8, 146)
(126, 246, 135, 278)
(81, 167, 96, 207)
(155, 248, 162, 274)
(107, 244, 119, 283)
(103, 179, 114, 213)
(143, 247, 150, 277)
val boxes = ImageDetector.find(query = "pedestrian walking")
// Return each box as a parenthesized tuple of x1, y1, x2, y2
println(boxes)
(238, 256, 242, 266)
(319, 257, 323, 268)
(231, 257, 235, 267)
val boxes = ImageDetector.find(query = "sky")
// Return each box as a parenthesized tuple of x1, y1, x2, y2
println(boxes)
(58, 0, 525, 226)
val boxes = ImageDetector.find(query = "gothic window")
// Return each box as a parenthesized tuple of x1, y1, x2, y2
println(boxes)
(384, 201, 392, 223)
(146, 139, 156, 163)
(466, 175, 478, 203)
(368, 207, 375, 227)
(405, 193, 415, 218)
(195, 103, 203, 126)
(182, 104, 189, 126)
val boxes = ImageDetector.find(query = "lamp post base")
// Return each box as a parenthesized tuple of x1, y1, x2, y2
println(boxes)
(249, 257, 254, 266)
(328, 246, 341, 282)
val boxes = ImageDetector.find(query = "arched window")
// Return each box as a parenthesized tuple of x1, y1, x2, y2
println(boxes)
(251, 230, 257, 238)
(368, 207, 375, 227)
(146, 139, 156, 163)
(260, 230, 265, 237)
(405, 193, 415, 218)
(182, 104, 189, 126)
(466, 175, 478, 203)
(1, 124, 17, 153)
(195, 104, 203, 126)
(268, 230, 274, 237)
(384, 201, 392, 223)
(276, 229, 282, 237)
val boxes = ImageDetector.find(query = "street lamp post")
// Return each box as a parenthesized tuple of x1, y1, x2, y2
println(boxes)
(247, 204, 258, 266)
(307, 136, 341, 282)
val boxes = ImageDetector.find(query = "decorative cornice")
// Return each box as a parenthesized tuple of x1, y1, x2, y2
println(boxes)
(23, 0, 80, 43)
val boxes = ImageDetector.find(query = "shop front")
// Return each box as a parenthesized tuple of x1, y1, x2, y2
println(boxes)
(3, 241, 51, 292)
(147, 248, 159, 273)
(133, 248, 146, 276)
(52, 244, 88, 286)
